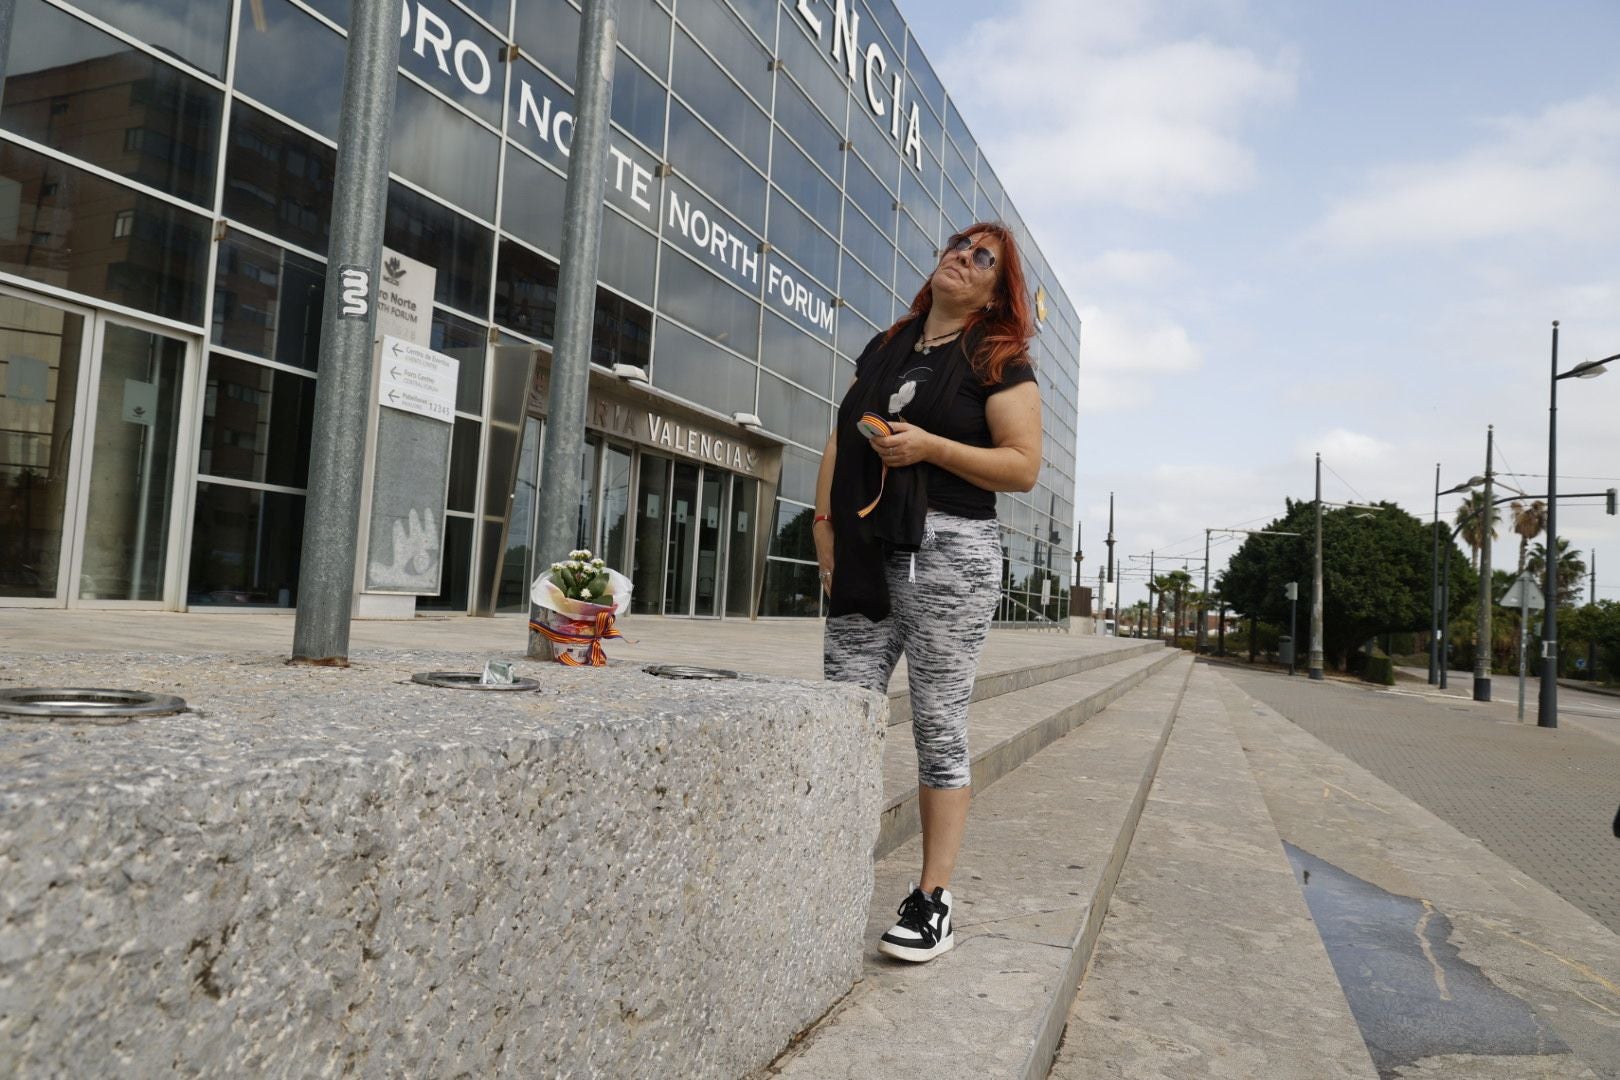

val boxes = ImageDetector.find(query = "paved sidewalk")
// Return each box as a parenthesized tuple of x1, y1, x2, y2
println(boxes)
(1393, 665, 1620, 747)
(1224, 666, 1620, 935)
(0, 609, 1128, 690)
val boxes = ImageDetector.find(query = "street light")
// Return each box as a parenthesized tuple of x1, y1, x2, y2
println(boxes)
(1540, 323, 1616, 728)
(1431, 469, 1484, 685)
(1473, 426, 1497, 703)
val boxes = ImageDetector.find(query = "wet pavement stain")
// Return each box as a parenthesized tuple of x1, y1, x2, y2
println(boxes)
(1284, 843, 1569, 1079)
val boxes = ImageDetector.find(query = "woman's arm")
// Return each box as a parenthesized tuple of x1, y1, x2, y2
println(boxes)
(813, 430, 837, 593)
(876, 380, 1042, 492)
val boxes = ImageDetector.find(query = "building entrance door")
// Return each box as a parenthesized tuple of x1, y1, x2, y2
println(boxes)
(0, 288, 195, 607)
(629, 455, 738, 618)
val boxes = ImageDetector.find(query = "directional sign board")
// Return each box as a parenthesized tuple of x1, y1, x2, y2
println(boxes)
(1499, 573, 1545, 611)
(378, 335, 457, 424)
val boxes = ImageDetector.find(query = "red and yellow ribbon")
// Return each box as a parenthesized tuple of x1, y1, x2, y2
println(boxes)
(528, 610, 625, 666)
(855, 412, 893, 519)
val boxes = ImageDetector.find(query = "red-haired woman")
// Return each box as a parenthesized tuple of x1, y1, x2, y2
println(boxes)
(814, 222, 1042, 963)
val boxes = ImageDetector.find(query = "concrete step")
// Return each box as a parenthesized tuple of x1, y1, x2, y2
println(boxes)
(885, 639, 1169, 727)
(879, 646, 1180, 859)
(760, 655, 1193, 1080)
(1052, 664, 1377, 1079)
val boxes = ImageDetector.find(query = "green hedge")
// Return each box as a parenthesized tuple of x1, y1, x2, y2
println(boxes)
(1362, 651, 1396, 686)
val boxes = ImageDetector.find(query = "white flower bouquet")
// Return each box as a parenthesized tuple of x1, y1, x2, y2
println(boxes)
(529, 550, 632, 665)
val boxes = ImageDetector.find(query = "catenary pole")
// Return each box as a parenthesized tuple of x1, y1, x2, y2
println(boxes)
(1198, 528, 1211, 654)
(1429, 463, 1441, 684)
(291, 0, 401, 664)
(528, 0, 619, 658)
(1539, 322, 1560, 727)
(1474, 425, 1494, 701)
(1310, 452, 1325, 680)
(0, 3, 13, 86)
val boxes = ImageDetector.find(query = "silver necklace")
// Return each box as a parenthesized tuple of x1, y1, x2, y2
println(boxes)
(913, 327, 962, 354)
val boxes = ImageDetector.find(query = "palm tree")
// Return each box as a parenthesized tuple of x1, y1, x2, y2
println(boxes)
(1526, 537, 1587, 606)
(1509, 500, 1547, 575)
(1163, 569, 1193, 639)
(1129, 599, 1151, 637)
(1455, 490, 1499, 572)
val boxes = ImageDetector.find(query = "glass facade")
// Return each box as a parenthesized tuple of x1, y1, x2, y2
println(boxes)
(0, 0, 1081, 623)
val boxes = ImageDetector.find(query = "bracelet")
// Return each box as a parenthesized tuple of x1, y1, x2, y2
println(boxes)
(813, 513, 832, 524)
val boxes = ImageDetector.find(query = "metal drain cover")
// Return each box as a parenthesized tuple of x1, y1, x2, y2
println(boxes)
(0, 687, 188, 723)
(411, 672, 540, 691)
(644, 664, 739, 680)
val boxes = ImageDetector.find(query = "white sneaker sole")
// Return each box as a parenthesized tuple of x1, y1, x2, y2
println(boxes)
(877, 933, 955, 963)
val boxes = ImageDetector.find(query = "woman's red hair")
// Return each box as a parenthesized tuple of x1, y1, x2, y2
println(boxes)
(886, 221, 1035, 384)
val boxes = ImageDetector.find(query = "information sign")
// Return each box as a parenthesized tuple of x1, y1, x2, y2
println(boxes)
(378, 336, 458, 424)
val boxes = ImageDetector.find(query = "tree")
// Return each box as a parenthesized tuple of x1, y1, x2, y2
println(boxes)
(1455, 490, 1499, 572)
(1526, 537, 1586, 606)
(1128, 599, 1150, 637)
(1563, 600, 1620, 682)
(1221, 498, 1476, 670)
(1508, 500, 1547, 575)
(1163, 569, 1193, 638)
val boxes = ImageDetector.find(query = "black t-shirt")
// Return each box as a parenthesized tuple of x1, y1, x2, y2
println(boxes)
(855, 323, 1038, 519)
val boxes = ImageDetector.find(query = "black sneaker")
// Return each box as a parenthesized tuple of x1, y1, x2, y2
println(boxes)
(878, 885, 954, 962)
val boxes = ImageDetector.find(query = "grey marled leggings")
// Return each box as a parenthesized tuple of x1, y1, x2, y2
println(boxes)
(823, 512, 1001, 789)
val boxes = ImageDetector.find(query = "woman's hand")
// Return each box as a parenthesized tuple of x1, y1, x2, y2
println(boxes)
(869, 420, 936, 468)
(813, 515, 835, 595)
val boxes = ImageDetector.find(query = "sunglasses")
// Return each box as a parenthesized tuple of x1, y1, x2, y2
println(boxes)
(944, 235, 997, 271)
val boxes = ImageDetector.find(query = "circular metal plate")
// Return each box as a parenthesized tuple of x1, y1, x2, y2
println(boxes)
(643, 664, 739, 680)
(0, 687, 188, 723)
(410, 672, 540, 691)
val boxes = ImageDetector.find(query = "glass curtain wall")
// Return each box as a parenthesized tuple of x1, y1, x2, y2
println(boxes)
(0, 0, 1081, 621)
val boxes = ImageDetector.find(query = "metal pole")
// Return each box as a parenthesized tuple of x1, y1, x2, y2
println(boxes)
(1539, 322, 1560, 728)
(1429, 463, 1441, 684)
(0, 2, 13, 87)
(1217, 597, 1227, 655)
(1310, 452, 1325, 679)
(1440, 534, 1452, 689)
(1105, 492, 1115, 586)
(1517, 587, 1528, 721)
(1198, 527, 1211, 654)
(1289, 592, 1297, 676)
(1149, 550, 1157, 638)
(1474, 425, 1494, 701)
(527, 0, 619, 658)
(291, 0, 401, 664)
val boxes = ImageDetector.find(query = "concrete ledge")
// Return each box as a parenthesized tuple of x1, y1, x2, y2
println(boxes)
(0, 650, 885, 1078)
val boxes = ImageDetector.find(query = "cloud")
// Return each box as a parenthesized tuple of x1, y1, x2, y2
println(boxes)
(939, 0, 1297, 215)
(1302, 428, 1394, 469)
(1304, 95, 1620, 254)
(1075, 302, 1202, 414)
(1074, 249, 1184, 287)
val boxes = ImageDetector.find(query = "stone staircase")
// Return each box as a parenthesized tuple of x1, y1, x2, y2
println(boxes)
(756, 656, 1376, 1080)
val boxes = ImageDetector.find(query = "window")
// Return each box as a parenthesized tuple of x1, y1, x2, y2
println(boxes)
(113, 210, 135, 239)
(4, 0, 224, 206)
(0, 141, 210, 324)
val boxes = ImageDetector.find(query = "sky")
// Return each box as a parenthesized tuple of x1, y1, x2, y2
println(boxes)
(900, 0, 1620, 613)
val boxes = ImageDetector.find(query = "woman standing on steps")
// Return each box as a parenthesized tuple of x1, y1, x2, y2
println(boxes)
(814, 221, 1043, 963)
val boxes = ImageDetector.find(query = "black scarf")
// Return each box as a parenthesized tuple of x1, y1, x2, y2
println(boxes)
(828, 321, 976, 621)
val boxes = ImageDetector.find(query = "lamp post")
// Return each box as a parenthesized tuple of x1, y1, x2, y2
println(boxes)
(1539, 323, 1616, 728)
(1310, 453, 1325, 680)
(1431, 469, 1485, 684)
(1473, 426, 1496, 702)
